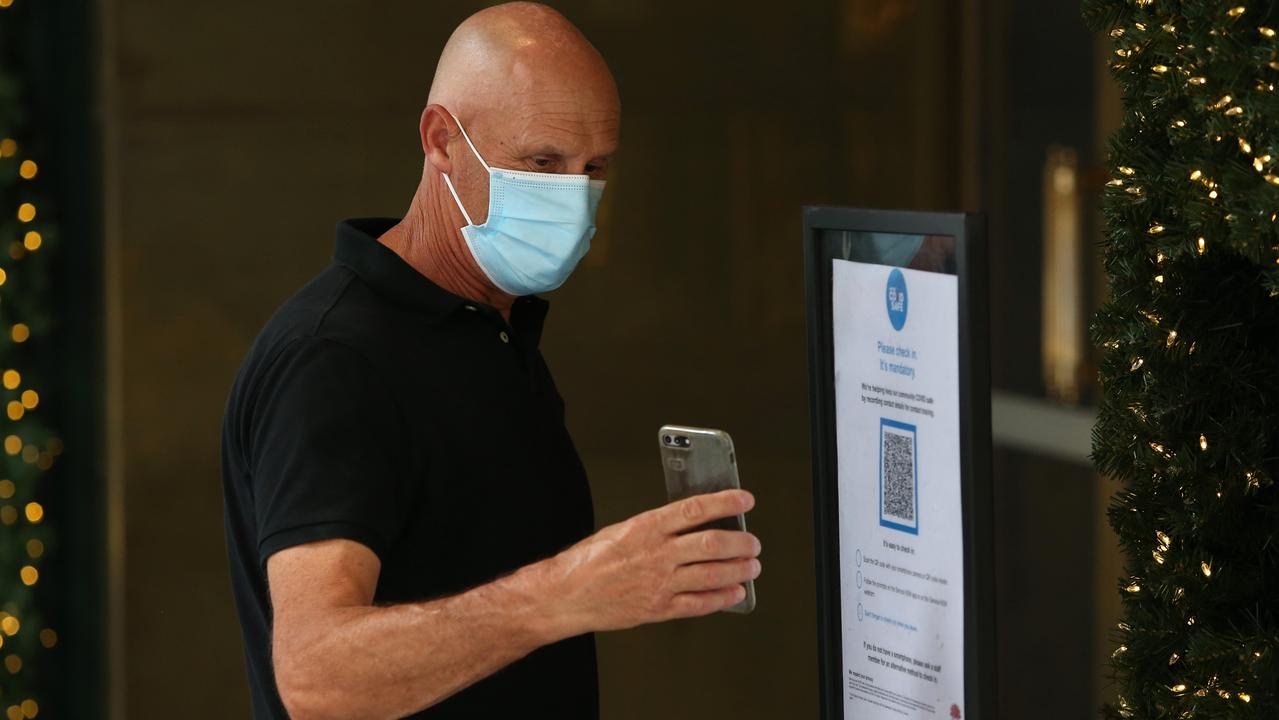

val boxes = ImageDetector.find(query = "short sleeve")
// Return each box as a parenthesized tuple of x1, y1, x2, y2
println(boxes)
(249, 337, 411, 569)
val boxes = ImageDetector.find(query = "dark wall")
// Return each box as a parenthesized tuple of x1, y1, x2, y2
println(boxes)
(990, 0, 1098, 395)
(984, 2, 1107, 716)
(991, 447, 1097, 719)
(103, 1, 962, 717)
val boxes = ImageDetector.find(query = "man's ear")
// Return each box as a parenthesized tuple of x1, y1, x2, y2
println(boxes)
(421, 104, 456, 176)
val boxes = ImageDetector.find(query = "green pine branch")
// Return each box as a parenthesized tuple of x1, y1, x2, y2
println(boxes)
(1084, 1, 1279, 718)
(0, 3, 60, 717)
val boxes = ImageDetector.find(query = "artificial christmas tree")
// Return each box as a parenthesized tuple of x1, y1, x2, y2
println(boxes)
(1083, 1, 1279, 717)
(0, 1, 62, 715)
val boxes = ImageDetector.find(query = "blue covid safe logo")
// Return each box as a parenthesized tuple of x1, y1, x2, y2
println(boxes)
(886, 268, 908, 331)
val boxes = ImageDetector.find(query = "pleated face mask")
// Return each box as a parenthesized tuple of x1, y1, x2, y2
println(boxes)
(441, 112, 606, 297)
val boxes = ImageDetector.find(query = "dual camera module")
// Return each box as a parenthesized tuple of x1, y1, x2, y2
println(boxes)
(663, 434, 691, 448)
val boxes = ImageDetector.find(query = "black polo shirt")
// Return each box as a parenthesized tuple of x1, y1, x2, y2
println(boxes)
(221, 218, 598, 718)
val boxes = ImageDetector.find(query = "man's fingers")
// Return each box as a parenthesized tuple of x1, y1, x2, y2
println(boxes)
(669, 558, 761, 594)
(671, 529, 761, 564)
(666, 585, 748, 619)
(659, 489, 754, 534)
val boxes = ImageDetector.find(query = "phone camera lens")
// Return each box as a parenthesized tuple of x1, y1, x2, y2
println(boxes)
(663, 435, 672, 445)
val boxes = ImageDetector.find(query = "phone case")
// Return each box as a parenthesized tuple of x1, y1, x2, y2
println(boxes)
(658, 424, 757, 614)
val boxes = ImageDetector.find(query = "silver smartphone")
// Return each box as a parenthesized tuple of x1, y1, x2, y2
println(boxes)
(658, 424, 756, 614)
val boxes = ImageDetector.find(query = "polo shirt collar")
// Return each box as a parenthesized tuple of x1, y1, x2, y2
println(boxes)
(333, 218, 551, 340)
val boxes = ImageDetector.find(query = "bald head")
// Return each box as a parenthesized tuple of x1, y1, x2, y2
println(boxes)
(428, 3, 619, 129)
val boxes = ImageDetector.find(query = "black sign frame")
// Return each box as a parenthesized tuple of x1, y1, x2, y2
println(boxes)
(803, 206, 995, 720)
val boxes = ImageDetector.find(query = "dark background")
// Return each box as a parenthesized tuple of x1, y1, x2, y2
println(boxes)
(38, 0, 1118, 716)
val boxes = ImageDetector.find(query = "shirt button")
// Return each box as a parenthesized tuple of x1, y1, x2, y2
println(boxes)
(499, 331, 510, 343)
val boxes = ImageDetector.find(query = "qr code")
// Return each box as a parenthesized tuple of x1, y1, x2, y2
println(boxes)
(880, 420, 918, 533)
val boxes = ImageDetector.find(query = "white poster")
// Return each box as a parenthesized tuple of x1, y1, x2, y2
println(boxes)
(831, 257, 964, 719)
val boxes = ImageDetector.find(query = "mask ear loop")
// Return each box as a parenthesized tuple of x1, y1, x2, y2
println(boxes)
(441, 111, 490, 227)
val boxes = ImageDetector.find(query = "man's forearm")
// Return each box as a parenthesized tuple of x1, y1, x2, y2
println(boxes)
(275, 560, 570, 720)
(270, 489, 762, 718)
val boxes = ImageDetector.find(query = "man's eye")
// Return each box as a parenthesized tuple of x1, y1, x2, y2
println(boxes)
(532, 157, 554, 168)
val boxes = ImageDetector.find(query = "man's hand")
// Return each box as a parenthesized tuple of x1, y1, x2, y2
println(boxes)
(532, 489, 762, 637)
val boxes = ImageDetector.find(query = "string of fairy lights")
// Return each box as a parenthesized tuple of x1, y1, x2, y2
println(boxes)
(0, 0, 61, 717)
(1088, 1, 1279, 716)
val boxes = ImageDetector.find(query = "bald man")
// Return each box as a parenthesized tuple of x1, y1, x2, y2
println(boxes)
(221, 4, 762, 718)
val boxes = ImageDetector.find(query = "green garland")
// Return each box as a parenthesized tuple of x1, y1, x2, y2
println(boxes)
(1083, 1, 1279, 718)
(0, 1, 60, 717)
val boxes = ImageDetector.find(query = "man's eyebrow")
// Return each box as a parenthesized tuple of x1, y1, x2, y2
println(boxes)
(522, 146, 614, 163)
(524, 145, 568, 157)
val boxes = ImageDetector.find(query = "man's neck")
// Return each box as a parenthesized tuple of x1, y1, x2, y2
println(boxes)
(379, 184, 514, 321)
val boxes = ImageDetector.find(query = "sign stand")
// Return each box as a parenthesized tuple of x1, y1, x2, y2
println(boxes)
(804, 207, 994, 720)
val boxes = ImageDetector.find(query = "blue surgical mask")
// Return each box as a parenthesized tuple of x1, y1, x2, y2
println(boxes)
(441, 113, 606, 297)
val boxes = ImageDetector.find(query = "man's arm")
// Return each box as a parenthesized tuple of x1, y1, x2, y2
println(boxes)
(269, 489, 762, 720)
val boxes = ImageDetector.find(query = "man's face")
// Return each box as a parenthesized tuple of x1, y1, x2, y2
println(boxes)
(450, 68, 620, 226)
